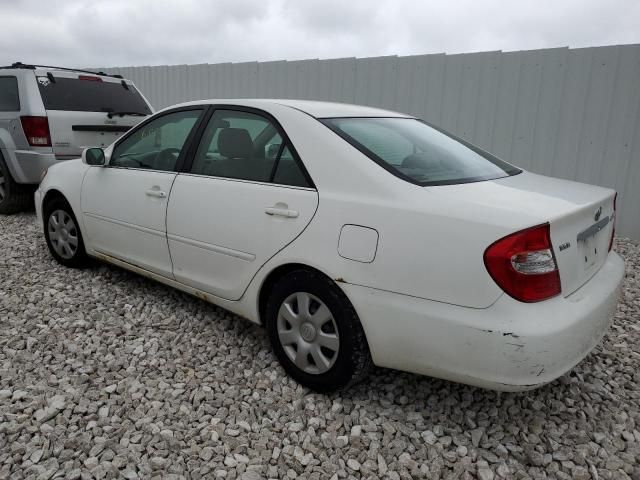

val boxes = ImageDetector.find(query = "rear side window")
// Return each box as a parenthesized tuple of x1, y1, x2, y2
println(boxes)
(0, 77, 20, 111)
(190, 109, 311, 187)
(323, 117, 521, 186)
(37, 76, 151, 114)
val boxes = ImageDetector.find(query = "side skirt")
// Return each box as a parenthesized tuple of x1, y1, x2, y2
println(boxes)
(90, 250, 257, 324)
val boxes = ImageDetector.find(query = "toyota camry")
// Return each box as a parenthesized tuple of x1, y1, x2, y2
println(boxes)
(35, 99, 625, 392)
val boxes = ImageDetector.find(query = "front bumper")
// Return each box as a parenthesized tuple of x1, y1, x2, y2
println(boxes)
(342, 251, 625, 391)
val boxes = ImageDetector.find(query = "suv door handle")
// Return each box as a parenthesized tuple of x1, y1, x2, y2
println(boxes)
(265, 206, 299, 218)
(145, 189, 167, 198)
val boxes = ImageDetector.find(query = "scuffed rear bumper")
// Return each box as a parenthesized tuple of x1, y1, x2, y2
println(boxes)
(342, 252, 625, 391)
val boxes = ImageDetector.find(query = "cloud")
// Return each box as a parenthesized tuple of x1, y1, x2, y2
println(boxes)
(0, 0, 638, 68)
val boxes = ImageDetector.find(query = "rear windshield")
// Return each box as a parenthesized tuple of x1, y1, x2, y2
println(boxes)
(322, 117, 521, 186)
(37, 76, 151, 114)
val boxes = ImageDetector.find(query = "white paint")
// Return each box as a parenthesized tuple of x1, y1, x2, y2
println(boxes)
(81, 166, 177, 277)
(166, 174, 318, 300)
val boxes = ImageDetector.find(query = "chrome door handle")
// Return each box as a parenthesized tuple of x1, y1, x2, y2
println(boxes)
(265, 207, 299, 218)
(145, 189, 167, 198)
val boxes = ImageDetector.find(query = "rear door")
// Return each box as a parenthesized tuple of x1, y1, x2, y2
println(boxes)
(35, 70, 152, 158)
(167, 107, 318, 300)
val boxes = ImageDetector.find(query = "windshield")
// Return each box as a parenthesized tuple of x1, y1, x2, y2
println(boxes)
(322, 117, 521, 186)
(37, 76, 151, 114)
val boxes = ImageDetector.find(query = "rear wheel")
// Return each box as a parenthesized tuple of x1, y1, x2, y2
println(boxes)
(265, 270, 372, 392)
(0, 153, 33, 214)
(43, 198, 90, 268)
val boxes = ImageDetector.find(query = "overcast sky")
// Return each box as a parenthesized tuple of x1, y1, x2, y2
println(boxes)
(1, 0, 638, 68)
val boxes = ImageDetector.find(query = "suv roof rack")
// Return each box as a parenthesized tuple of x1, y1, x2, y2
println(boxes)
(0, 62, 124, 79)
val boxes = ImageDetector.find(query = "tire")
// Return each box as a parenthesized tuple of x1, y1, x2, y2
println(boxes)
(265, 269, 372, 392)
(0, 153, 33, 214)
(43, 197, 90, 268)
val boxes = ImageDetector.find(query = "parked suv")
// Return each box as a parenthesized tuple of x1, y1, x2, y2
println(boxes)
(0, 62, 153, 213)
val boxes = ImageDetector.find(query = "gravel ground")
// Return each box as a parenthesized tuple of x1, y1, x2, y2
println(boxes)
(1, 212, 639, 480)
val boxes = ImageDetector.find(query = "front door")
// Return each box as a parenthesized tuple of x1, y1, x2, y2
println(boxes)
(81, 108, 204, 277)
(166, 108, 318, 300)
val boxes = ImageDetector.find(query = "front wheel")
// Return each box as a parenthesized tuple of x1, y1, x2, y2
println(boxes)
(43, 198, 90, 268)
(265, 270, 372, 392)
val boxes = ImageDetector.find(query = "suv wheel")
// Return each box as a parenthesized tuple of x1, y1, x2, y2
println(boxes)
(265, 269, 372, 392)
(0, 153, 33, 214)
(43, 198, 90, 268)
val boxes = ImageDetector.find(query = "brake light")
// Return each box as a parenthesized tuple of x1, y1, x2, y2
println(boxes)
(484, 223, 561, 303)
(20, 116, 51, 147)
(609, 193, 617, 252)
(79, 75, 102, 82)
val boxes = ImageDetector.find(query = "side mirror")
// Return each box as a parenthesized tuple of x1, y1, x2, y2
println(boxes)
(82, 147, 105, 166)
(265, 143, 281, 160)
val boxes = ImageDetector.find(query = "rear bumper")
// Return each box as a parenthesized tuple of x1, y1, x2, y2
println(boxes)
(7, 150, 72, 184)
(342, 251, 625, 391)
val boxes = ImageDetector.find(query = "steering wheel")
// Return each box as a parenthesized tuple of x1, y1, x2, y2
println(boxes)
(154, 147, 181, 170)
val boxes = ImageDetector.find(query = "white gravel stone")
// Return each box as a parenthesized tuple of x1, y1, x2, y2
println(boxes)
(421, 429, 438, 445)
(1, 213, 640, 480)
(346, 459, 360, 471)
(200, 447, 215, 462)
(478, 467, 495, 480)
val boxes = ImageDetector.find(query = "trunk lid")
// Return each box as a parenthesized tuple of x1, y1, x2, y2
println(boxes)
(34, 69, 152, 157)
(431, 171, 616, 297)
(548, 192, 615, 297)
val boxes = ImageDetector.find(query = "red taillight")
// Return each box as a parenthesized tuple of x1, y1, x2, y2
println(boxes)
(79, 75, 102, 82)
(609, 192, 617, 252)
(20, 116, 51, 147)
(484, 223, 561, 303)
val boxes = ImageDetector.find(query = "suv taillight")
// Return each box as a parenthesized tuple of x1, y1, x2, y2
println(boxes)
(484, 223, 561, 303)
(20, 116, 51, 147)
(609, 193, 617, 252)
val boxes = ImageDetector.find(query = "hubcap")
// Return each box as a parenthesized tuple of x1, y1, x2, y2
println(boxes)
(0, 169, 5, 202)
(48, 209, 79, 259)
(277, 292, 340, 375)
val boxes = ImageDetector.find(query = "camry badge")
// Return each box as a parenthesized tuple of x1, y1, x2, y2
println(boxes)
(594, 206, 602, 222)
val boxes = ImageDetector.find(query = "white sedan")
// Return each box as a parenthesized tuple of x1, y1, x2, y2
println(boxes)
(35, 99, 625, 392)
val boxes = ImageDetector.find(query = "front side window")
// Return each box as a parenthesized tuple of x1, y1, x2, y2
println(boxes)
(110, 109, 201, 171)
(190, 109, 310, 187)
(0, 77, 20, 111)
(322, 117, 521, 186)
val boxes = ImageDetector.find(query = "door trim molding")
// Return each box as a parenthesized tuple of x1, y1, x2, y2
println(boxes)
(84, 211, 166, 238)
(167, 233, 256, 262)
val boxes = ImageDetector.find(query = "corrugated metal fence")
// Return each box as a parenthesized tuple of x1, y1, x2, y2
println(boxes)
(99, 45, 640, 239)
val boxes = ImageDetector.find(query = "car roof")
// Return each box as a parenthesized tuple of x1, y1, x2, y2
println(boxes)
(170, 99, 412, 119)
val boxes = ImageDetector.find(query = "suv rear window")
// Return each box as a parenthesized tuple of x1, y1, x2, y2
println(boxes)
(0, 77, 20, 111)
(322, 117, 521, 186)
(37, 76, 151, 114)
